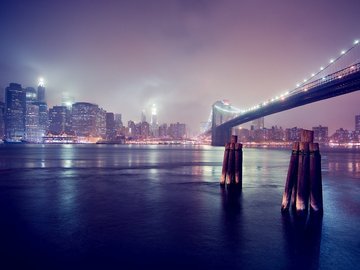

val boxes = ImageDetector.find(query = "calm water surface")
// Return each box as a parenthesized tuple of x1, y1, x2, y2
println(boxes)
(0, 144, 359, 269)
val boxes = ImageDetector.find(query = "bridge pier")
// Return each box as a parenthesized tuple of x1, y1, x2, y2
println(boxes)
(211, 126, 232, 146)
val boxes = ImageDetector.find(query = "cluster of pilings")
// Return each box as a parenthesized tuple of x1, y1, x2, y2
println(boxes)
(220, 135, 243, 188)
(281, 130, 323, 216)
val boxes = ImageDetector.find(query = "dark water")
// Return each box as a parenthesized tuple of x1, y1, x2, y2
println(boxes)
(0, 144, 359, 269)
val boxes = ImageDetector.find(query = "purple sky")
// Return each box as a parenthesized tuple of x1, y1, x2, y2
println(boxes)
(1, 0, 360, 134)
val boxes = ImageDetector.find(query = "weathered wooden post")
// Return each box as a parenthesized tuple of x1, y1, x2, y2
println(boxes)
(220, 135, 242, 188)
(309, 143, 323, 215)
(220, 143, 230, 186)
(295, 130, 313, 215)
(235, 142, 243, 187)
(281, 142, 299, 212)
(226, 142, 236, 185)
(296, 142, 310, 215)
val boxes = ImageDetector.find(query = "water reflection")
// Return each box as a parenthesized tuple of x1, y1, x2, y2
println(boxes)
(220, 186, 243, 249)
(282, 212, 322, 270)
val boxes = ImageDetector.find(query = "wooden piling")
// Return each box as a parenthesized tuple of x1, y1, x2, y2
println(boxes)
(300, 129, 314, 143)
(235, 143, 243, 187)
(226, 143, 235, 185)
(230, 135, 238, 144)
(296, 142, 310, 215)
(309, 143, 323, 215)
(220, 143, 230, 186)
(281, 142, 299, 212)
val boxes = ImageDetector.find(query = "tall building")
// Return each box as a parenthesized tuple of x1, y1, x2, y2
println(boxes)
(25, 87, 42, 142)
(71, 102, 99, 137)
(49, 106, 70, 135)
(106, 112, 116, 140)
(150, 104, 159, 137)
(355, 115, 360, 132)
(127, 120, 136, 137)
(37, 78, 46, 102)
(114, 113, 123, 129)
(312, 125, 328, 143)
(96, 107, 107, 138)
(5, 83, 26, 141)
(32, 101, 49, 138)
(159, 123, 168, 137)
(141, 110, 146, 123)
(0, 101, 5, 139)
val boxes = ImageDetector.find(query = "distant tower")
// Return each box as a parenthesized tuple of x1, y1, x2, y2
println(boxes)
(37, 77, 46, 102)
(141, 109, 146, 123)
(5, 83, 26, 141)
(251, 117, 264, 130)
(150, 104, 159, 137)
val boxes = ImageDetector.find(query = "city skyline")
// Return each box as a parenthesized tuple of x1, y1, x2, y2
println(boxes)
(1, 0, 360, 133)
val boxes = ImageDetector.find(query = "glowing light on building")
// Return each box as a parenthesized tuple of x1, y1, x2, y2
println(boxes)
(38, 77, 45, 87)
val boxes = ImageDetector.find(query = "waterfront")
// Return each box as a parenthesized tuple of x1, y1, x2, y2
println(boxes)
(0, 144, 359, 269)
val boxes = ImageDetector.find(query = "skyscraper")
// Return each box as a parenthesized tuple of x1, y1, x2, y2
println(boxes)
(150, 104, 159, 137)
(5, 83, 26, 141)
(355, 115, 360, 132)
(25, 87, 42, 142)
(106, 112, 116, 140)
(37, 78, 46, 102)
(141, 110, 146, 123)
(71, 102, 99, 137)
(49, 106, 70, 135)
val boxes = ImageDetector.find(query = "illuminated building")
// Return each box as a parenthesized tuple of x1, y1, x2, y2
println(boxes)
(71, 102, 99, 137)
(285, 127, 301, 141)
(5, 83, 26, 141)
(37, 78, 46, 102)
(32, 101, 49, 138)
(127, 120, 136, 137)
(312, 125, 328, 143)
(356, 115, 360, 132)
(49, 106, 71, 135)
(24, 87, 42, 142)
(168, 122, 186, 139)
(106, 113, 116, 140)
(96, 107, 107, 139)
(159, 123, 168, 137)
(150, 104, 159, 137)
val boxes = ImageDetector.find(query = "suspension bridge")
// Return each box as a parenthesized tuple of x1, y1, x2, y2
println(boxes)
(203, 39, 360, 146)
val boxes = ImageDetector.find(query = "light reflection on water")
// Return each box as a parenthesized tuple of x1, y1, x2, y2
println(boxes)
(0, 144, 359, 269)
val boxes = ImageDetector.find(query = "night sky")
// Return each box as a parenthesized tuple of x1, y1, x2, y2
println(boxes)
(1, 0, 360, 134)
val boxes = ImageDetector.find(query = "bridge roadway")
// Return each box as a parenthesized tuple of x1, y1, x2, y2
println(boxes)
(212, 63, 360, 146)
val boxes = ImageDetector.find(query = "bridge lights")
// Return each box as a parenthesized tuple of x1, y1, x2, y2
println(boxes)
(296, 83, 300, 87)
(341, 50, 346, 55)
(354, 39, 359, 45)
(320, 66, 324, 71)
(311, 73, 315, 77)
(329, 59, 334, 63)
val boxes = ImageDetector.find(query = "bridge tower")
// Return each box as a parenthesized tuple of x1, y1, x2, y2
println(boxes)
(211, 101, 237, 146)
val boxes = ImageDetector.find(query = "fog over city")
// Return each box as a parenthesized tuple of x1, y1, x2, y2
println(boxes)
(1, 0, 360, 133)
